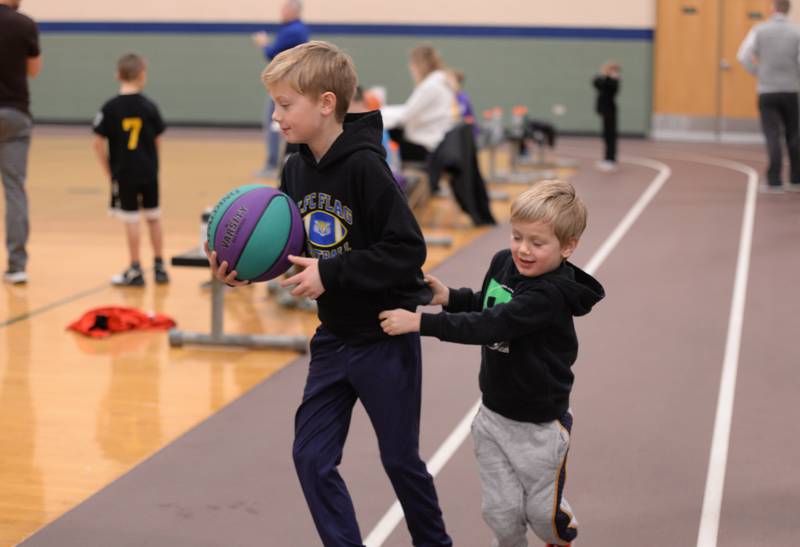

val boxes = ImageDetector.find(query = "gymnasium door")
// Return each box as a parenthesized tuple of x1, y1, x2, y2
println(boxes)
(719, 0, 769, 133)
(653, 0, 769, 138)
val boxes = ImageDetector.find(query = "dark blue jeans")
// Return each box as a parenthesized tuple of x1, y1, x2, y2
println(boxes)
(293, 327, 452, 547)
(264, 97, 280, 170)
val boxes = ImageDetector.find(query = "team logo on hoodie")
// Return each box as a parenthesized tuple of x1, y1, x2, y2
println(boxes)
(484, 278, 512, 354)
(305, 210, 348, 248)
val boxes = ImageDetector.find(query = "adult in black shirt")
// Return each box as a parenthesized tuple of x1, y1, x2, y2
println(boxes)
(0, 0, 41, 284)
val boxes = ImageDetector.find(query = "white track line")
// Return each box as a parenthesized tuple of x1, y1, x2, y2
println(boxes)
(564, 146, 761, 546)
(693, 157, 758, 547)
(364, 155, 672, 547)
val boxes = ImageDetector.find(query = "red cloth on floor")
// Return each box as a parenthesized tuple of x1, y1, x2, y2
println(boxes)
(67, 306, 176, 338)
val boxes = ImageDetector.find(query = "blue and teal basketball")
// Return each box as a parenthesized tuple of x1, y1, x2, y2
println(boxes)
(207, 184, 305, 282)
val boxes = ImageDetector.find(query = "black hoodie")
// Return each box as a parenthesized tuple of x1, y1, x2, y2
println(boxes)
(280, 111, 432, 345)
(420, 250, 605, 423)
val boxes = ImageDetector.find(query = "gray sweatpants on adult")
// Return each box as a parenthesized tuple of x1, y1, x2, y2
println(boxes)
(0, 108, 32, 273)
(472, 405, 578, 547)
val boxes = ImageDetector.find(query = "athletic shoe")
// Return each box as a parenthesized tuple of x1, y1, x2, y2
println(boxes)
(3, 271, 27, 285)
(595, 160, 618, 172)
(787, 183, 800, 192)
(154, 263, 170, 284)
(759, 184, 784, 194)
(111, 266, 145, 287)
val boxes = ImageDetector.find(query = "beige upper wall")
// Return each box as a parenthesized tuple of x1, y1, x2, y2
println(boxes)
(25, 0, 655, 27)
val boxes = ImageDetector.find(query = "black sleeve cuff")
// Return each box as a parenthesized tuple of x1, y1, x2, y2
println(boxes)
(317, 256, 342, 291)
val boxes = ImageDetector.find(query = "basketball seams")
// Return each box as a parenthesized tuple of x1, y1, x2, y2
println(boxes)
(206, 183, 265, 252)
(235, 196, 292, 281)
(207, 186, 304, 282)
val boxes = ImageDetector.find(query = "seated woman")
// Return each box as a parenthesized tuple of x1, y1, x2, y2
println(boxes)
(381, 45, 458, 163)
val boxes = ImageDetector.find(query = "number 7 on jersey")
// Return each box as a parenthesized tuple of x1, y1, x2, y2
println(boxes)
(122, 117, 142, 150)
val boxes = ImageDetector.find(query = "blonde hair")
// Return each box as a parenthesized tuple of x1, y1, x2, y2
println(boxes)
(117, 53, 146, 82)
(261, 41, 357, 122)
(510, 180, 587, 244)
(409, 45, 444, 79)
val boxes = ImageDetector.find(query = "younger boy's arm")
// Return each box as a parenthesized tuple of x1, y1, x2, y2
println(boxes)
(92, 135, 111, 180)
(381, 287, 555, 342)
(439, 250, 505, 312)
(445, 287, 483, 313)
(420, 288, 556, 344)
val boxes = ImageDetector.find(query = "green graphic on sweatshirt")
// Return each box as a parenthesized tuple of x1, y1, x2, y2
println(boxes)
(483, 278, 513, 309)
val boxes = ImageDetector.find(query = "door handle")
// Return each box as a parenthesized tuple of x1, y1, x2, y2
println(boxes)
(720, 59, 732, 70)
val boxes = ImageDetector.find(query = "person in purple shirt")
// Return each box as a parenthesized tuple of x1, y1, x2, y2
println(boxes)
(252, 0, 309, 177)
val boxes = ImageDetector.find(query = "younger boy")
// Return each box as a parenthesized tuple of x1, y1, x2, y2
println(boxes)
(93, 53, 168, 286)
(208, 41, 452, 547)
(379, 180, 605, 547)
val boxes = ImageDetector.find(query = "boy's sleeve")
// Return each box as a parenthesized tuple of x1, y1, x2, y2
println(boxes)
(152, 103, 166, 136)
(317, 156, 427, 292)
(420, 287, 556, 345)
(445, 287, 481, 313)
(444, 250, 506, 313)
(92, 105, 109, 137)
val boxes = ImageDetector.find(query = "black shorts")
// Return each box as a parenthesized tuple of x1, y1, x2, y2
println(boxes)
(111, 178, 159, 212)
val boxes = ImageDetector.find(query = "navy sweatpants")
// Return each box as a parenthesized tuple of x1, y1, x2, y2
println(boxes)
(293, 327, 452, 547)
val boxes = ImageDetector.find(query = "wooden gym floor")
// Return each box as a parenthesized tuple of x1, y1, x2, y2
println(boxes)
(0, 125, 526, 546)
(3, 128, 799, 547)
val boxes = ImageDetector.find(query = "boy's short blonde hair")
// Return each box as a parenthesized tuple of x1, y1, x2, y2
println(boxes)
(261, 41, 357, 122)
(510, 180, 587, 244)
(117, 53, 146, 82)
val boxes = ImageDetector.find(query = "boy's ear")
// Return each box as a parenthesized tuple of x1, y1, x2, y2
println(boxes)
(320, 91, 338, 117)
(561, 237, 578, 259)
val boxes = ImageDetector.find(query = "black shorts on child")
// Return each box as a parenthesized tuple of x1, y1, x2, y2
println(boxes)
(111, 177, 159, 212)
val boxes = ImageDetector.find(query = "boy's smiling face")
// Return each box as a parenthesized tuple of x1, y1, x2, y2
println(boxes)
(269, 81, 326, 145)
(510, 220, 577, 278)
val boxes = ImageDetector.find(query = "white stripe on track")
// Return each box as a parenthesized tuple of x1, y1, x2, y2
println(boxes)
(561, 146, 761, 546)
(364, 155, 672, 547)
(694, 158, 758, 547)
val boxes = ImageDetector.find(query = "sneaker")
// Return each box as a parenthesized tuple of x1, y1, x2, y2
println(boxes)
(595, 160, 618, 172)
(3, 271, 27, 285)
(111, 266, 144, 287)
(759, 184, 784, 194)
(787, 183, 800, 192)
(154, 263, 170, 284)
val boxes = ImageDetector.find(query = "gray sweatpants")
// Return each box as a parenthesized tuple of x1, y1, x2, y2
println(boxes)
(472, 404, 578, 547)
(0, 108, 32, 273)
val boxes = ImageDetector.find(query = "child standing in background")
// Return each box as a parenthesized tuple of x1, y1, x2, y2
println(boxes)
(593, 60, 620, 172)
(93, 53, 168, 287)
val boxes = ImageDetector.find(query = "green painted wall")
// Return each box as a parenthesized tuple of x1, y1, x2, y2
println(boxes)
(30, 33, 651, 134)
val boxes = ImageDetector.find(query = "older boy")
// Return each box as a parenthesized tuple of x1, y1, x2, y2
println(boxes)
(208, 41, 452, 547)
(380, 180, 605, 547)
(93, 53, 168, 286)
